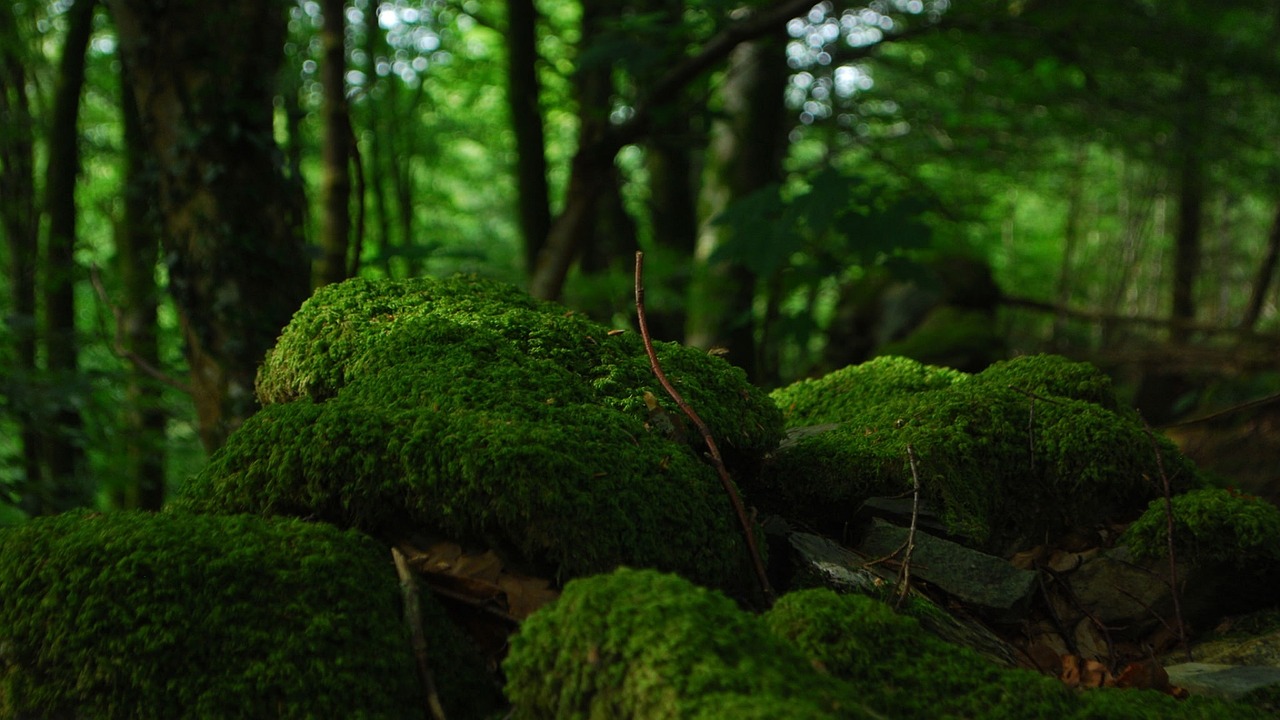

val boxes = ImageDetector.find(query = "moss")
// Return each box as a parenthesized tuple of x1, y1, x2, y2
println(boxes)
(503, 568, 874, 719)
(179, 275, 782, 592)
(1123, 487, 1280, 568)
(771, 355, 965, 427)
(757, 355, 1198, 551)
(765, 588, 1266, 720)
(0, 511, 501, 719)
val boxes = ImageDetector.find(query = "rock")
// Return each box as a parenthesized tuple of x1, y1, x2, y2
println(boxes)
(855, 519, 1039, 618)
(1164, 663, 1280, 701)
(789, 529, 1022, 667)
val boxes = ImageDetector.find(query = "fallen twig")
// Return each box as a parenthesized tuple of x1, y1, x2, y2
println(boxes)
(633, 251, 774, 606)
(392, 547, 448, 720)
(1140, 418, 1192, 663)
(896, 444, 922, 609)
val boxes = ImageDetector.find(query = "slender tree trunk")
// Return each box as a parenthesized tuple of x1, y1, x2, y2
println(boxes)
(116, 63, 167, 510)
(110, 0, 311, 452)
(506, 0, 552, 276)
(363, 4, 393, 276)
(1170, 65, 1207, 344)
(1240, 199, 1280, 332)
(0, 1, 43, 499)
(315, 0, 352, 288)
(1051, 147, 1087, 349)
(686, 32, 789, 382)
(37, 0, 96, 514)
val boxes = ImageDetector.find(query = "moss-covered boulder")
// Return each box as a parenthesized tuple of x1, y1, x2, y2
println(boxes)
(503, 567, 875, 719)
(0, 511, 500, 719)
(177, 275, 783, 592)
(759, 355, 1199, 553)
(504, 568, 1262, 719)
(767, 588, 1267, 720)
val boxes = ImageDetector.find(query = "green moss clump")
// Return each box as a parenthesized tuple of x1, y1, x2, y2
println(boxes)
(758, 355, 1198, 551)
(771, 355, 965, 426)
(766, 588, 1267, 720)
(503, 568, 874, 719)
(179, 275, 782, 592)
(1123, 487, 1280, 567)
(0, 511, 501, 719)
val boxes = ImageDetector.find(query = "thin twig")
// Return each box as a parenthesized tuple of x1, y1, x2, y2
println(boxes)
(88, 264, 193, 394)
(1140, 418, 1192, 663)
(896, 444, 922, 609)
(392, 547, 448, 720)
(634, 251, 774, 606)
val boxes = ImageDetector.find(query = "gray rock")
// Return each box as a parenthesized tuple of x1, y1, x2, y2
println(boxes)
(855, 519, 1039, 617)
(1164, 662, 1280, 700)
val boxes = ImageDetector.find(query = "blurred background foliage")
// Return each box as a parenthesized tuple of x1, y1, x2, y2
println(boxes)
(3, 0, 1279, 520)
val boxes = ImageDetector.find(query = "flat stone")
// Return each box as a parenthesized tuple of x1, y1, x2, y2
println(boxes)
(855, 519, 1038, 616)
(1164, 662, 1280, 700)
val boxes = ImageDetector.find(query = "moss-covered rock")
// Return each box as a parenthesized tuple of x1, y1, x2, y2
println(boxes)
(503, 567, 874, 719)
(178, 275, 783, 592)
(766, 588, 1266, 720)
(758, 355, 1199, 552)
(0, 511, 500, 719)
(1124, 487, 1280, 568)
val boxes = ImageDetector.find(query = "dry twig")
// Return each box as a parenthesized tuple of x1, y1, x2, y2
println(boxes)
(1140, 418, 1192, 663)
(392, 547, 448, 720)
(633, 251, 774, 605)
(896, 444, 923, 609)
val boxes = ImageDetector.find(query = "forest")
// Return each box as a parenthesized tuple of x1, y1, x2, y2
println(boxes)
(1, 0, 1277, 518)
(2, 0, 1280, 716)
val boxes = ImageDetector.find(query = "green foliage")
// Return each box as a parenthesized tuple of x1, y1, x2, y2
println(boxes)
(1123, 487, 1280, 568)
(758, 355, 1198, 551)
(180, 275, 783, 591)
(503, 567, 874, 719)
(766, 588, 1266, 720)
(0, 510, 500, 719)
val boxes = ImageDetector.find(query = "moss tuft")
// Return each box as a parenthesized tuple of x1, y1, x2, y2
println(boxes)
(758, 355, 1198, 551)
(0, 511, 500, 719)
(766, 588, 1267, 720)
(179, 275, 782, 591)
(1123, 487, 1280, 567)
(503, 568, 873, 719)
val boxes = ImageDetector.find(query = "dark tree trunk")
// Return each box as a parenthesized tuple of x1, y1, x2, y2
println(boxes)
(686, 32, 789, 382)
(642, 100, 705, 342)
(109, 0, 311, 452)
(315, 0, 353, 288)
(1240, 199, 1280, 332)
(116, 63, 167, 511)
(506, 0, 552, 276)
(37, 0, 97, 514)
(1171, 65, 1208, 344)
(0, 1, 43, 499)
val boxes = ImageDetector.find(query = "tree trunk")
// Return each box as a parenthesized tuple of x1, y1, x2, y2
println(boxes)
(1170, 65, 1207, 344)
(37, 0, 97, 514)
(315, 0, 353, 288)
(1240, 198, 1280, 332)
(686, 32, 789, 382)
(110, 0, 311, 452)
(116, 63, 168, 511)
(0, 1, 43, 500)
(506, 0, 552, 276)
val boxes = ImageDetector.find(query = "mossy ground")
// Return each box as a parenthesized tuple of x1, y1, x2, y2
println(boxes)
(503, 567, 876, 719)
(760, 355, 1199, 552)
(0, 510, 500, 719)
(504, 568, 1264, 719)
(178, 275, 783, 591)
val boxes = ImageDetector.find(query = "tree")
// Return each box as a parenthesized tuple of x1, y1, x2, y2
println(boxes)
(36, 0, 97, 513)
(109, 0, 310, 452)
(0, 0, 42, 504)
(315, 0, 355, 288)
